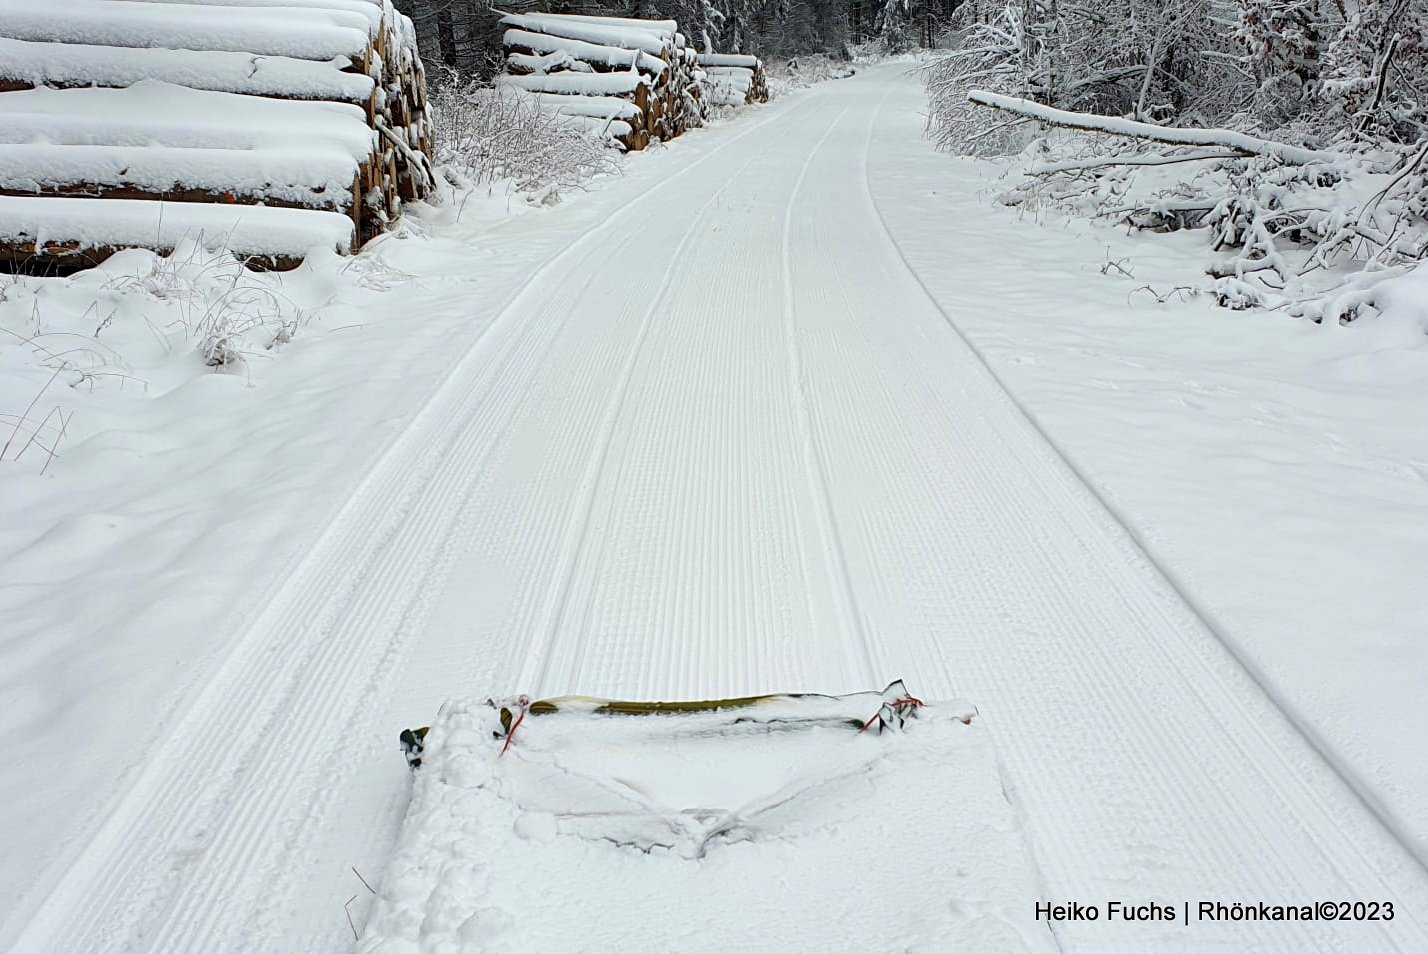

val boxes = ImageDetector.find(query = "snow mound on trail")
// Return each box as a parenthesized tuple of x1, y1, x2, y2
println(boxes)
(358, 696, 1056, 953)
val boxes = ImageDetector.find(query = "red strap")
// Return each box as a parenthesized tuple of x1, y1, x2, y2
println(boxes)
(500, 701, 529, 756)
(858, 694, 924, 733)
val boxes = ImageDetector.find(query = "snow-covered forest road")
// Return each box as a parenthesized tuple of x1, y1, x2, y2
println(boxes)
(6, 65, 1428, 953)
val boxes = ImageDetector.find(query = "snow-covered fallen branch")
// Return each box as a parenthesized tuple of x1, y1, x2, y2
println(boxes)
(1030, 149, 1241, 175)
(964, 112, 1426, 325)
(967, 90, 1338, 166)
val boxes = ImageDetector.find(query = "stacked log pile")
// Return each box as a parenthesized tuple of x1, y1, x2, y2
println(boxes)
(500, 13, 757, 152)
(0, 0, 434, 271)
(696, 53, 770, 107)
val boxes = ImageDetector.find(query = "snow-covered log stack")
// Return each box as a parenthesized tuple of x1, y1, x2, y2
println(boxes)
(695, 53, 769, 107)
(0, 0, 434, 272)
(497, 12, 710, 152)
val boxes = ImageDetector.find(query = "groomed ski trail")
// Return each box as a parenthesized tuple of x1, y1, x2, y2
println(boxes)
(9, 65, 1428, 954)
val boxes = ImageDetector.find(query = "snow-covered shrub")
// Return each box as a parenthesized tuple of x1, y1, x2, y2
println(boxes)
(1321, 0, 1428, 142)
(922, 3, 1041, 155)
(926, 0, 1427, 325)
(765, 53, 855, 96)
(427, 71, 622, 198)
(784, 52, 856, 83)
(926, 0, 1244, 155)
(989, 129, 1427, 323)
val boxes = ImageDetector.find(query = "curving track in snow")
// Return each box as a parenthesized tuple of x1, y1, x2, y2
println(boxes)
(9, 65, 1428, 954)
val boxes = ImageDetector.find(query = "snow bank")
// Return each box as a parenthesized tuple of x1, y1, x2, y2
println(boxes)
(0, 0, 374, 60)
(0, 196, 355, 256)
(358, 695, 1052, 952)
(1376, 261, 1428, 334)
(0, 36, 375, 102)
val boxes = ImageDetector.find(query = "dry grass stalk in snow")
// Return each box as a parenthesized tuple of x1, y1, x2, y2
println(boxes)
(0, 240, 323, 471)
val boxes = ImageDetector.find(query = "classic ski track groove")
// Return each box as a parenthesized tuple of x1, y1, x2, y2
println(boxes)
(778, 102, 879, 689)
(518, 140, 777, 696)
(14, 69, 1428, 954)
(6, 94, 818, 954)
(501, 95, 859, 705)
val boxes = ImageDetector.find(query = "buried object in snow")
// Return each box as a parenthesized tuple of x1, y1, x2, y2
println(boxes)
(357, 682, 1030, 952)
(398, 679, 954, 770)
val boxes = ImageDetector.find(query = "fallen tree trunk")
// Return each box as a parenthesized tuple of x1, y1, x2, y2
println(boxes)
(967, 90, 1338, 166)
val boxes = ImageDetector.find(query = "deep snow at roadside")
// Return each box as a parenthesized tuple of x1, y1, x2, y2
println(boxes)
(2, 64, 1426, 954)
(359, 691, 1055, 953)
(865, 80, 1428, 865)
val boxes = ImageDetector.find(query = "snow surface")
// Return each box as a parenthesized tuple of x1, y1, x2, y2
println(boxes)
(0, 82, 375, 161)
(498, 12, 673, 58)
(503, 27, 669, 76)
(0, 143, 359, 209)
(0, 82, 372, 232)
(2, 64, 1427, 954)
(696, 52, 761, 68)
(0, 196, 355, 255)
(497, 70, 650, 98)
(119, 0, 388, 28)
(549, 13, 679, 35)
(360, 696, 1052, 952)
(0, 0, 374, 60)
(869, 77, 1428, 876)
(0, 35, 376, 102)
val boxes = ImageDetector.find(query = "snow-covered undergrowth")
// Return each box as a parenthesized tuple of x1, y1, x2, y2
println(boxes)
(0, 242, 336, 472)
(922, 0, 1428, 327)
(984, 133, 1428, 325)
(427, 73, 623, 201)
(0, 73, 633, 475)
(871, 79, 1428, 863)
(765, 52, 856, 95)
